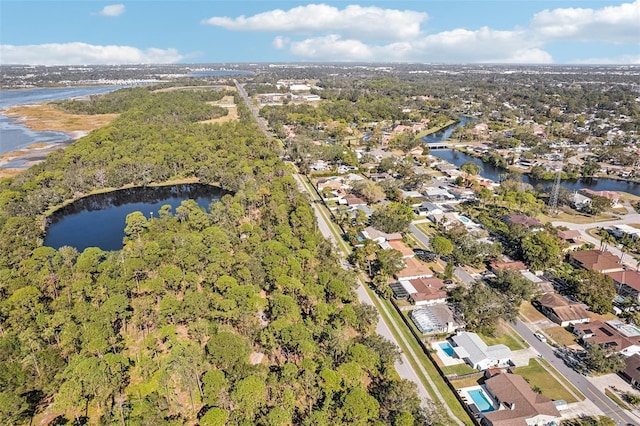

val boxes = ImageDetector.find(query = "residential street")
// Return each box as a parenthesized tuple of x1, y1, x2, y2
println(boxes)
(239, 80, 466, 424)
(514, 319, 638, 425)
(552, 206, 640, 270)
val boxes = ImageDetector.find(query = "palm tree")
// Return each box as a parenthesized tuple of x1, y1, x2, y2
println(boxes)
(619, 234, 634, 264)
(598, 229, 614, 252)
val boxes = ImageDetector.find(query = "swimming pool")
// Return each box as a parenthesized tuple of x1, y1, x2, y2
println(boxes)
(468, 389, 495, 412)
(458, 216, 470, 224)
(439, 342, 455, 357)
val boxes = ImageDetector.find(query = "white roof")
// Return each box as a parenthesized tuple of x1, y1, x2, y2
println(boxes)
(451, 332, 511, 366)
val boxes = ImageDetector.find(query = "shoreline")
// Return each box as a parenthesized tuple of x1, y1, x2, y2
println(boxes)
(451, 145, 640, 186)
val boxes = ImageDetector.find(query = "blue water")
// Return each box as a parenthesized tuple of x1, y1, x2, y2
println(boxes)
(0, 86, 125, 155)
(44, 184, 224, 252)
(468, 389, 495, 412)
(423, 115, 639, 194)
(422, 115, 476, 144)
(439, 342, 455, 357)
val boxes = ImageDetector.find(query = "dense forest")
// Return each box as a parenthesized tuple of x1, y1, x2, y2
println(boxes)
(0, 86, 425, 424)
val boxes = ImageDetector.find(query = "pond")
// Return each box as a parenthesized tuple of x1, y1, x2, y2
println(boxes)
(44, 184, 225, 252)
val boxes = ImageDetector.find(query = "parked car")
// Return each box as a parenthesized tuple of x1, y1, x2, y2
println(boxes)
(534, 333, 547, 343)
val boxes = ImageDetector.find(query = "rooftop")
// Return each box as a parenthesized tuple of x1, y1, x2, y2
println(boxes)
(483, 373, 561, 425)
(569, 249, 623, 273)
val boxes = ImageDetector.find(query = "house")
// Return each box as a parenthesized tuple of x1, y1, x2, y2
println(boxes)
(415, 201, 444, 217)
(610, 224, 640, 241)
(450, 332, 512, 370)
(399, 277, 447, 306)
(581, 189, 620, 207)
(366, 172, 392, 182)
(536, 292, 590, 327)
(387, 240, 415, 258)
(568, 249, 624, 274)
(343, 194, 367, 207)
(572, 192, 592, 210)
(503, 214, 543, 230)
(410, 305, 457, 334)
(621, 353, 640, 389)
(424, 187, 456, 202)
(573, 320, 640, 357)
(557, 229, 583, 250)
(606, 269, 640, 302)
(489, 260, 528, 273)
(360, 226, 403, 243)
(481, 373, 561, 426)
(395, 257, 434, 281)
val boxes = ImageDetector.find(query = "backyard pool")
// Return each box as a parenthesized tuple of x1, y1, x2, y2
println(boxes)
(468, 389, 495, 412)
(458, 215, 471, 224)
(439, 342, 455, 357)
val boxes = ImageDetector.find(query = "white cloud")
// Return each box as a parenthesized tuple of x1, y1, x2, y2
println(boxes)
(531, 0, 640, 43)
(204, 1, 638, 63)
(203, 4, 427, 41)
(0, 42, 184, 65)
(99, 4, 125, 17)
(278, 28, 553, 64)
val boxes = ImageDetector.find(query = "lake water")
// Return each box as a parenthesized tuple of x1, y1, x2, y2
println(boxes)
(424, 118, 640, 195)
(0, 86, 125, 155)
(44, 184, 225, 251)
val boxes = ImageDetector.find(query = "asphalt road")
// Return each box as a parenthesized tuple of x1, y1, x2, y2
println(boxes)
(513, 319, 637, 426)
(237, 81, 465, 420)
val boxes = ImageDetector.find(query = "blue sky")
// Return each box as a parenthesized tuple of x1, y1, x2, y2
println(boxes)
(1, 1, 638, 65)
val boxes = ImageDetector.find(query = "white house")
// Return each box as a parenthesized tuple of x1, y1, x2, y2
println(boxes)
(451, 332, 512, 370)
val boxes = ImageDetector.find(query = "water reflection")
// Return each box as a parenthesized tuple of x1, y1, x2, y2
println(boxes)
(45, 184, 225, 251)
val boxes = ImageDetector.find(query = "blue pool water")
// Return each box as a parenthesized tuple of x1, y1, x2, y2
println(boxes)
(468, 389, 495, 412)
(439, 342, 455, 357)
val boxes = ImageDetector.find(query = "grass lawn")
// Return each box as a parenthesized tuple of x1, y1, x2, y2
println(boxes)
(543, 326, 577, 347)
(450, 375, 484, 389)
(605, 388, 630, 410)
(441, 363, 479, 376)
(479, 322, 528, 350)
(514, 359, 581, 403)
(415, 222, 437, 236)
(537, 209, 615, 225)
(520, 301, 548, 322)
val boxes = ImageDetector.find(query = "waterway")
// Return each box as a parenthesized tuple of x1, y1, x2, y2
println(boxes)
(0, 86, 126, 154)
(424, 118, 640, 195)
(44, 184, 224, 252)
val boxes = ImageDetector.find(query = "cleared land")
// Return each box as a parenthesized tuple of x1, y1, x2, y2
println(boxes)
(202, 96, 238, 124)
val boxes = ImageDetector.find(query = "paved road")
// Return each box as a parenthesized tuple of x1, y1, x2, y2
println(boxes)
(552, 208, 640, 270)
(409, 222, 431, 248)
(238, 81, 467, 423)
(514, 319, 637, 426)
